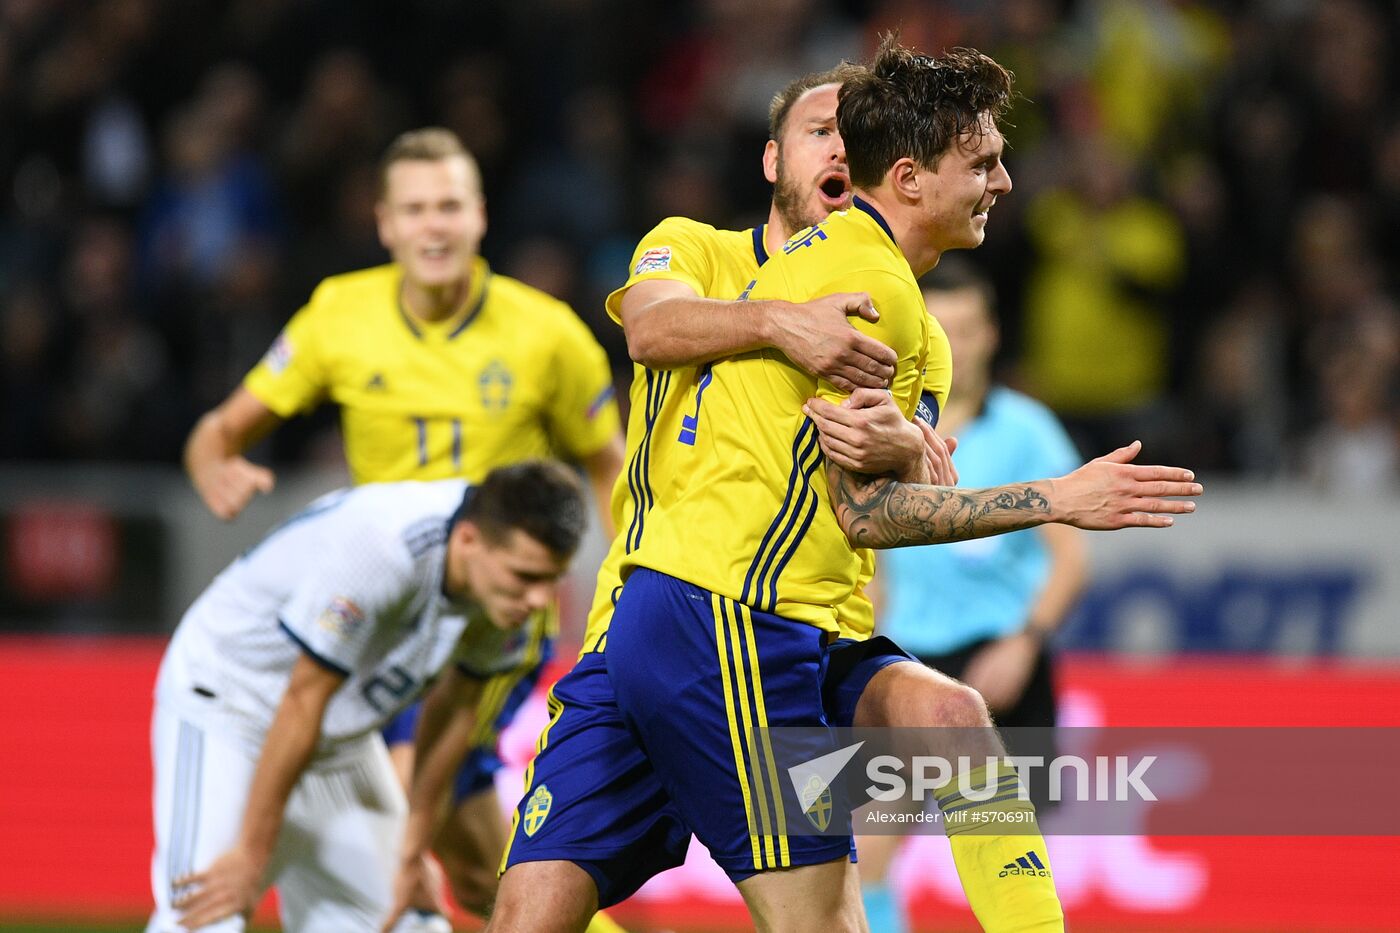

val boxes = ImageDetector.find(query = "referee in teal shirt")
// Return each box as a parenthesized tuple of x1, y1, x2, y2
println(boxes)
(882, 259, 1086, 758)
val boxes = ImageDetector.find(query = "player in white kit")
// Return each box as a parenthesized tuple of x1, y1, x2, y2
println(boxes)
(146, 461, 587, 932)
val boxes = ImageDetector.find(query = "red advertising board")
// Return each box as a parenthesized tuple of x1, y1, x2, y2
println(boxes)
(1, 638, 1397, 930)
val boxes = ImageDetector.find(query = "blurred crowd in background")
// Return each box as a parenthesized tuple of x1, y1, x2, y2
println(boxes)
(2, 0, 1398, 489)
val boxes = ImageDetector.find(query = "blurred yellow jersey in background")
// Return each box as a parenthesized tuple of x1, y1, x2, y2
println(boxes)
(244, 258, 620, 484)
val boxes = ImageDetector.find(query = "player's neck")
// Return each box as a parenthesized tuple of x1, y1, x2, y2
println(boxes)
(852, 187, 940, 276)
(764, 205, 795, 255)
(401, 272, 472, 324)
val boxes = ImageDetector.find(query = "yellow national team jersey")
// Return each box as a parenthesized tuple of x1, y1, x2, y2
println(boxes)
(621, 200, 931, 631)
(243, 258, 620, 484)
(580, 218, 767, 651)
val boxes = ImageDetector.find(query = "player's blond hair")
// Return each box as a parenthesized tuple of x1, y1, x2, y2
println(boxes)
(768, 63, 868, 142)
(378, 127, 480, 197)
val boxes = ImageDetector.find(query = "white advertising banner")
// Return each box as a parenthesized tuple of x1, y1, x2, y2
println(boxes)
(1061, 482, 1400, 656)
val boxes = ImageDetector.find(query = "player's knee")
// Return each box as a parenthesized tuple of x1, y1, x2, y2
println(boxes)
(921, 680, 991, 729)
(739, 859, 865, 933)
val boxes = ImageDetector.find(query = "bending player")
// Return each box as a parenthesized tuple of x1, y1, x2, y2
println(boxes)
(183, 128, 624, 921)
(148, 461, 585, 932)
(492, 42, 1199, 933)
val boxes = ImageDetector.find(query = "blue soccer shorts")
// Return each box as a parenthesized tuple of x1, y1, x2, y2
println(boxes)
(822, 635, 920, 728)
(501, 569, 853, 900)
(498, 651, 691, 907)
(606, 569, 850, 881)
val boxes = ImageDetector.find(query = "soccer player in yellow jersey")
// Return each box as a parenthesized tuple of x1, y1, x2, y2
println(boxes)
(183, 128, 625, 927)
(579, 64, 948, 660)
(186, 128, 621, 513)
(490, 63, 964, 927)
(585, 67, 1050, 931)
(492, 43, 1202, 933)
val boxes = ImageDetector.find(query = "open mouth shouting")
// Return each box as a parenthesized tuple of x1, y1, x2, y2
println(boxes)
(816, 170, 851, 211)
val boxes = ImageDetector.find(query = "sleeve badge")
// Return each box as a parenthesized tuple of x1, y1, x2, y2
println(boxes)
(633, 246, 672, 275)
(263, 332, 293, 374)
(316, 596, 365, 638)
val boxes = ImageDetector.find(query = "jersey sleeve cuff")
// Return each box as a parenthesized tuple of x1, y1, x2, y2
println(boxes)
(279, 619, 351, 677)
(242, 370, 318, 419)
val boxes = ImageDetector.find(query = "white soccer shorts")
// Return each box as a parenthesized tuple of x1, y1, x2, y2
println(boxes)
(146, 702, 406, 932)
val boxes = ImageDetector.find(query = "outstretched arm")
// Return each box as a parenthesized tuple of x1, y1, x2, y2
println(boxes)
(827, 440, 1201, 549)
(620, 279, 898, 392)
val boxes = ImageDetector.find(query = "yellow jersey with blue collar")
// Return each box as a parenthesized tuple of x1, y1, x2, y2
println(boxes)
(580, 217, 768, 651)
(244, 258, 620, 485)
(619, 198, 933, 632)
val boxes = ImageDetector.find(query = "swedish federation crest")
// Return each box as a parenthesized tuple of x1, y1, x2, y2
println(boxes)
(784, 738, 864, 834)
(523, 783, 553, 837)
(479, 359, 513, 411)
(799, 773, 833, 831)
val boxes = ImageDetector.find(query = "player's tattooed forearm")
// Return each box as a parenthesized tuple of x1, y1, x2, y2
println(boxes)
(828, 464, 1050, 547)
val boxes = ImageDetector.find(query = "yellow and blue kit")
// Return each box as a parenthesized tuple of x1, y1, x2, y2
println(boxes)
(503, 199, 948, 893)
(245, 258, 619, 797)
(620, 200, 929, 624)
(581, 212, 950, 649)
(581, 218, 772, 655)
(245, 258, 619, 483)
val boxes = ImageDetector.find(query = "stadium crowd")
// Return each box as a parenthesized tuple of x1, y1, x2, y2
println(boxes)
(1, 0, 1397, 489)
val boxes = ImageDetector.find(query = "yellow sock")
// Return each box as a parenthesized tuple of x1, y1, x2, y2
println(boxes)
(585, 911, 630, 933)
(935, 760, 1064, 932)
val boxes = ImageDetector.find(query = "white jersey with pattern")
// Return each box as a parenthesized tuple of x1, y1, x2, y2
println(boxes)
(156, 480, 518, 752)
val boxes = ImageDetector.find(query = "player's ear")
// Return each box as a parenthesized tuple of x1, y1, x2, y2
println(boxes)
(452, 518, 483, 552)
(763, 139, 781, 185)
(890, 157, 921, 201)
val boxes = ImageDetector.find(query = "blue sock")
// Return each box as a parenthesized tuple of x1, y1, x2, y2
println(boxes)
(862, 882, 907, 933)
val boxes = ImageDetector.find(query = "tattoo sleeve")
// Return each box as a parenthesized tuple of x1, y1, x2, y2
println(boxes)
(826, 461, 1052, 548)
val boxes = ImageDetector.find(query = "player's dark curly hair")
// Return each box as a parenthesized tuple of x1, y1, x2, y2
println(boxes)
(456, 460, 587, 557)
(839, 36, 1014, 189)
